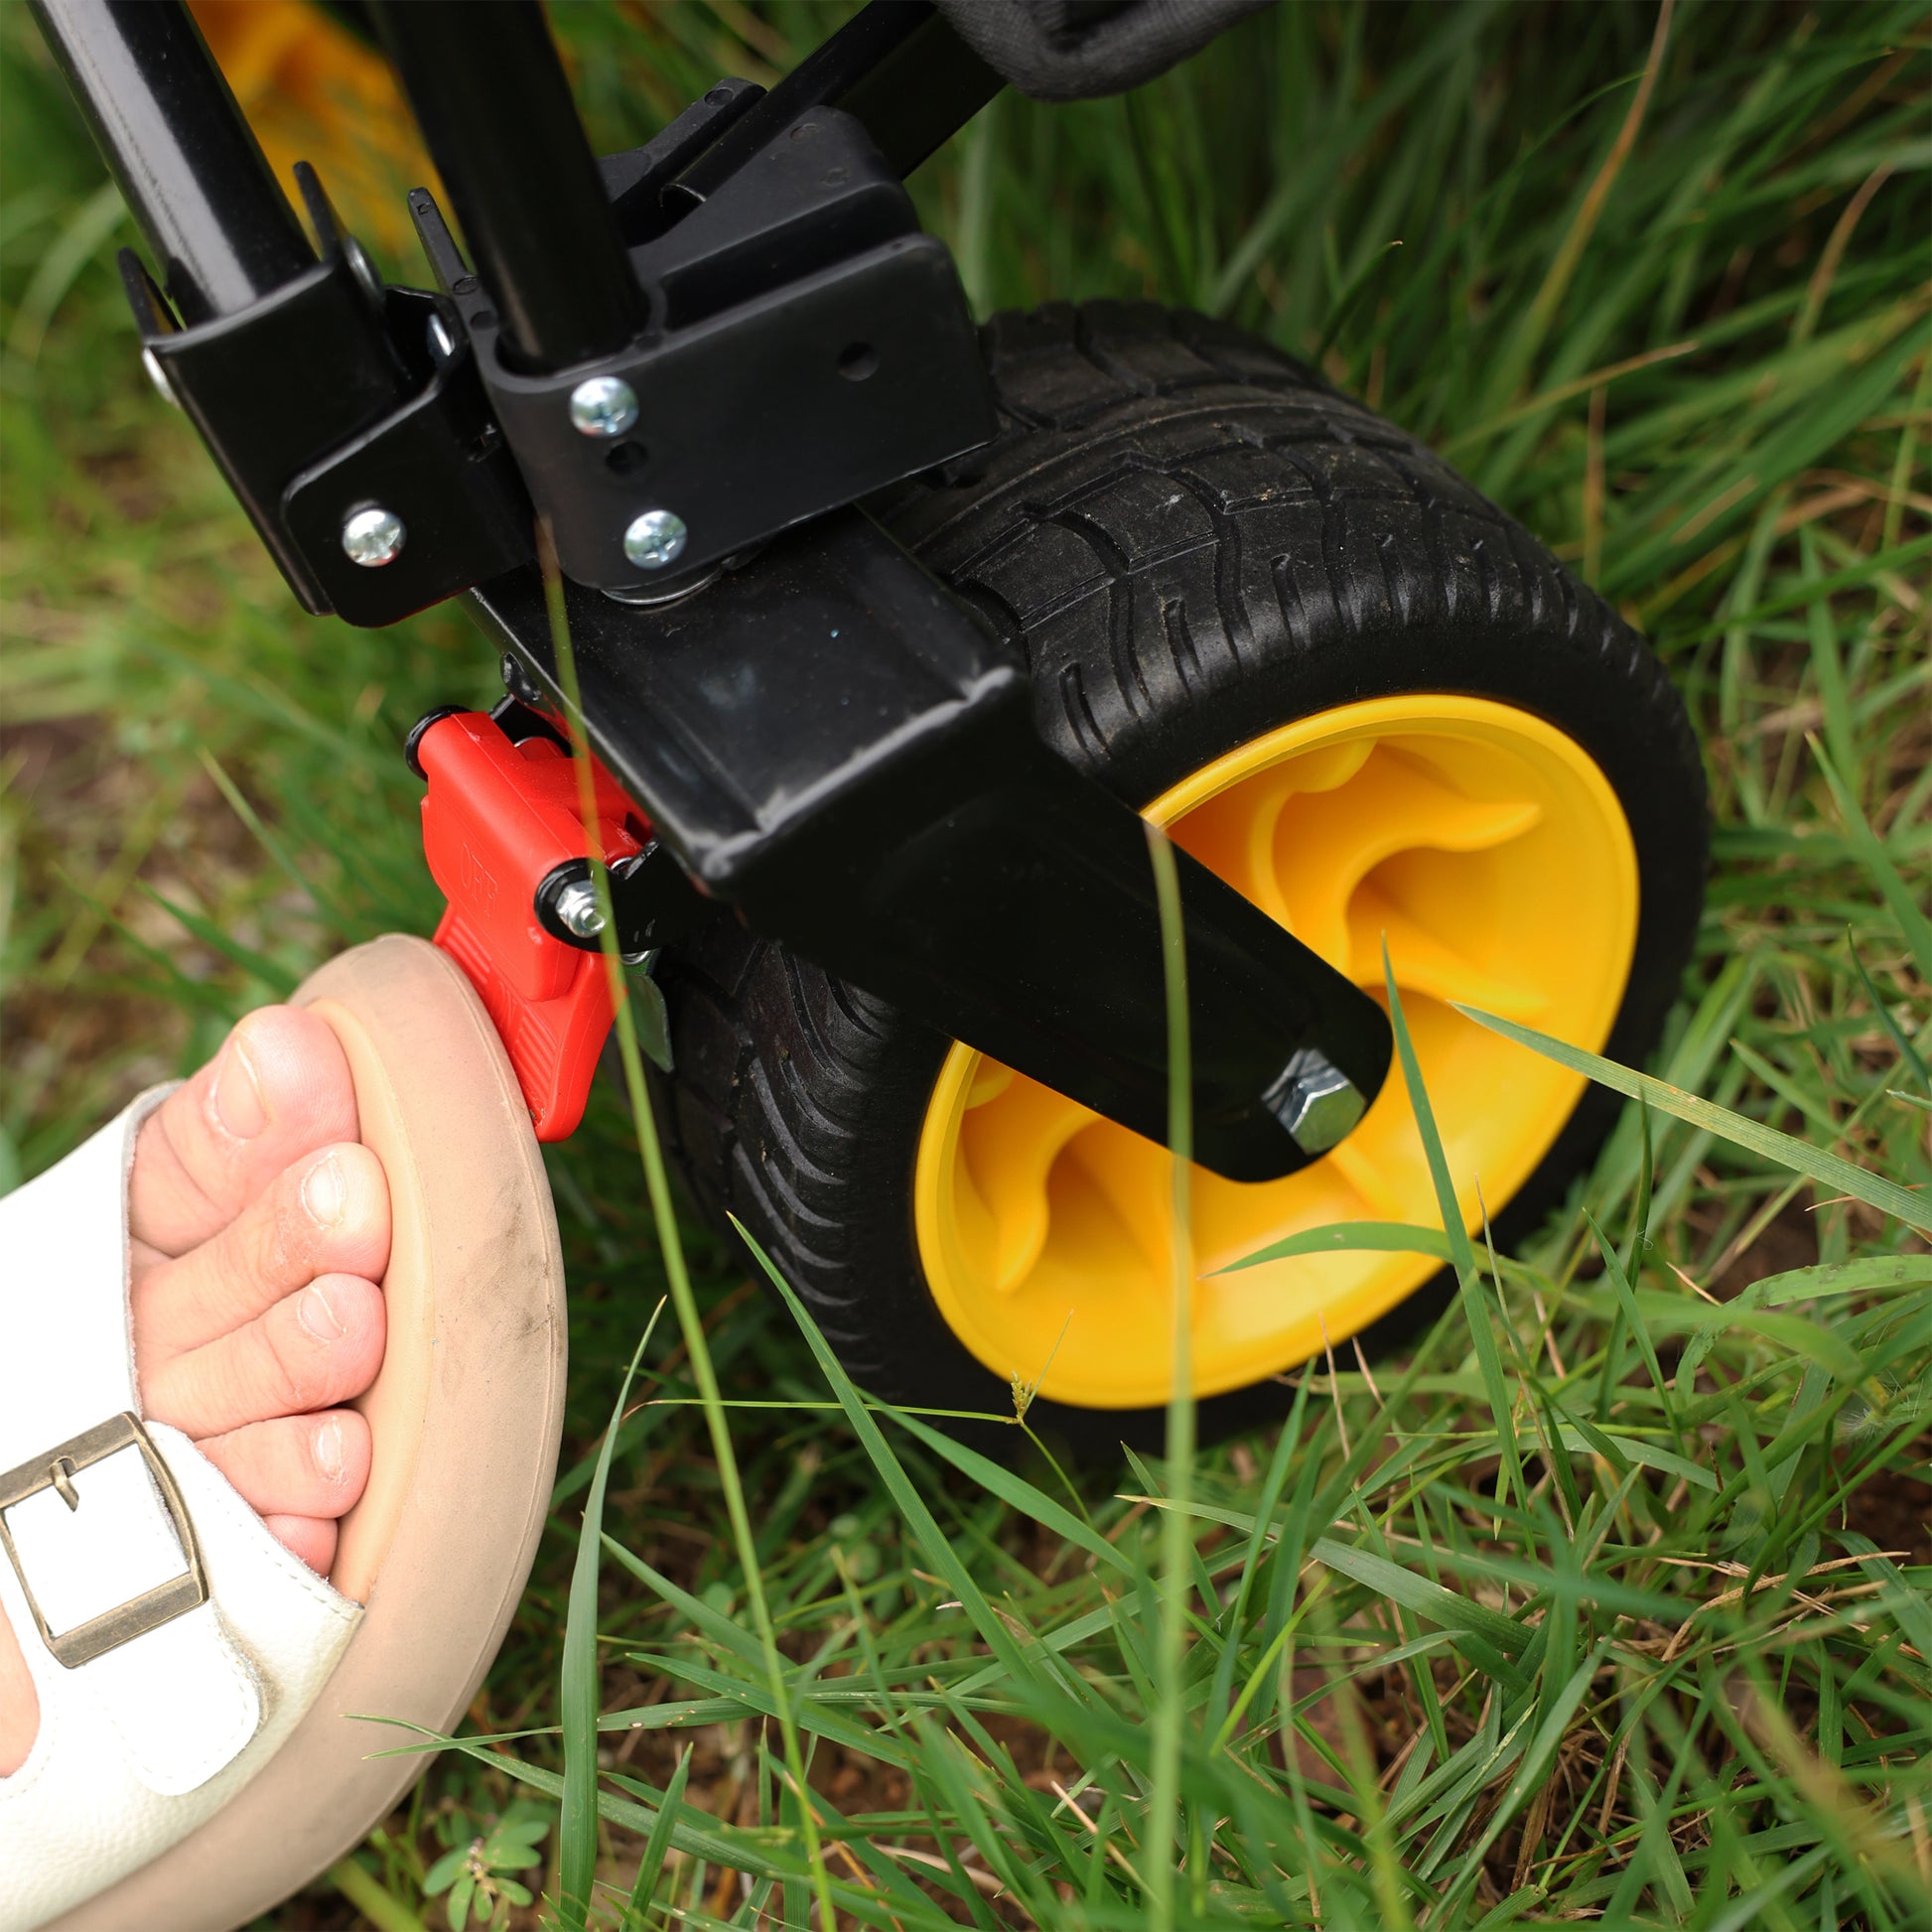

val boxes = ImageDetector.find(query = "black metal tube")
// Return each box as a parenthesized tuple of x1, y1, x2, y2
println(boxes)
(369, 0, 647, 372)
(29, 0, 314, 325)
(676, 1, 1003, 201)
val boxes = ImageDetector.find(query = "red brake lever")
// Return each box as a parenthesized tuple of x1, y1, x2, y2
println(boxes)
(414, 709, 646, 1140)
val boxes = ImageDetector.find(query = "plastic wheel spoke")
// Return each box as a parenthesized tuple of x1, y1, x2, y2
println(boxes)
(1271, 752, 1542, 968)
(958, 1074, 1093, 1296)
(1062, 1129, 1173, 1280)
(1170, 739, 1375, 927)
(1353, 889, 1548, 1019)
(1323, 1136, 1411, 1223)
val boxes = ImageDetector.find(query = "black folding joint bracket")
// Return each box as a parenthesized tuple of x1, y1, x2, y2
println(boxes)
(410, 99, 997, 592)
(26, 0, 545, 626)
(471, 515, 1393, 1182)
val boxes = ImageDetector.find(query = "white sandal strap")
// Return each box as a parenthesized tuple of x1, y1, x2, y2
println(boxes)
(1, 1091, 156, 1454)
(0, 1094, 362, 1931)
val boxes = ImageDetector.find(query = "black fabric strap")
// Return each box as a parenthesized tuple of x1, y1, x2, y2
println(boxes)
(933, 0, 1270, 102)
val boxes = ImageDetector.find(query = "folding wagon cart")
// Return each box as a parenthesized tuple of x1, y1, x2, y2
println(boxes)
(29, 0, 1708, 1449)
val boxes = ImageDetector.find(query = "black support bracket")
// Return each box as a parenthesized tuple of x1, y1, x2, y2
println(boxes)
(469, 513, 1392, 1182)
(412, 99, 996, 593)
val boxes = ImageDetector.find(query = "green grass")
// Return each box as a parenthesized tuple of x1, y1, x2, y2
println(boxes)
(3, 2, 1929, 1926)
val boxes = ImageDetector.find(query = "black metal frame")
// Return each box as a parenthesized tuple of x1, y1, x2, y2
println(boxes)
(29, 0, 1393, 1180)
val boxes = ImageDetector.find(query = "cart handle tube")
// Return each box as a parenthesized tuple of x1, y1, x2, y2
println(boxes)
(367, 0, 649, 374)
(29, 0, 314, 325)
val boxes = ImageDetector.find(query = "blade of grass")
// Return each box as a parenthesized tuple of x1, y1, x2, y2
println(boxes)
(623, 1745, 693, 1928)
(1846, 929, 1930, 1096)
(328, 1858, 428, 1932)
(1808, 733, 1932, 985)
(1478, 0, 1675, 416)
(733, 1217, 1053, 1693)
(1748, 1254, 1932, 1304)
(1584, 1207, 1680, 1441)
(1144, 819, 1195, 1932)
(1454, 1006, 1931, 1232)
(1309, 1536, 1531, 1668)
(1219, 1220, 1454, 1273)
(557, 1311, 660, 1929)
(889, 1408, 1135, 1580)
(1436, 1640, 1611, 1921)
(1384, 945, 1526, 1514)
(540, 523, 837, 1928)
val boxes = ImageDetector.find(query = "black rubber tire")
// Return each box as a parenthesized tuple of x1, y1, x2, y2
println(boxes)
(653, 301, 1708, 1453)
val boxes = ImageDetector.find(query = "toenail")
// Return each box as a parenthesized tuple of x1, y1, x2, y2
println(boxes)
(302, 1154, 346, 1228)
(297, 1281, 345, 1342)
(211, 1036, 268, 1140)
(315, 1416, 345, 1483)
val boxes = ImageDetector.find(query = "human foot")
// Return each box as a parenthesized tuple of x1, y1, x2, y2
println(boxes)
(0, 935, 565, 1932)
(0, 1007, 390, 1776)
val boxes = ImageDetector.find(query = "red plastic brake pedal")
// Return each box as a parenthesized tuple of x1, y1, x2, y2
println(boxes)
(415, 709, 645, 1141)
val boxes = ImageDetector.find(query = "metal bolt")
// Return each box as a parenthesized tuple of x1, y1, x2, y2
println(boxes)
(569, 374, 638, 439)
(141, 346, 181, 410)
(623, 508, 688, 571)
(554, 878, 606, 939)
(1263, 1048, 1367, 1156)
(342, 505, 406, 568)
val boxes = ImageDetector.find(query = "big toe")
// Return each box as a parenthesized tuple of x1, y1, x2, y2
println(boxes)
(129, 1006, 358, 1257)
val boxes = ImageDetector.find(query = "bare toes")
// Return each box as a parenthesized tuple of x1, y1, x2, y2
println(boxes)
(141, 1273, 386, 1441)
(196, 1410, 371, 1524)
(113, 1001, 389, 1588)
(130, 1008, 357, 1258)
(132, 1142, 390, 1363)
(263, 1514, 339, 1576)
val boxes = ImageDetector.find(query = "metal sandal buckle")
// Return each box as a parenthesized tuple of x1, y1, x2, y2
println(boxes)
(0, 1412, 208, 1668)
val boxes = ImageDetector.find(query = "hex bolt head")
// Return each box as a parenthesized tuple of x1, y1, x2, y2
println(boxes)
(569, 375, 638, 439)
(1263, 1048, 1368, 1156)
(623, 508, 688, 572)
(554, 878, 606, 939)
(341, 505, 405, 568)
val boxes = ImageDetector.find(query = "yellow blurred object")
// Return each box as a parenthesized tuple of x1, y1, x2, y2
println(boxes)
(914, 695, 1640, 1409)
(189, 0, 432, 260)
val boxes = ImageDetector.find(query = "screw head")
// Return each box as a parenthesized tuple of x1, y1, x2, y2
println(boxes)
(569, 374, 638, 439)
(554, 878, 606, 939)
(623, 508, 688, 571)
(1263, 1048, 1367, 1156)
(342, 505, 406, 568)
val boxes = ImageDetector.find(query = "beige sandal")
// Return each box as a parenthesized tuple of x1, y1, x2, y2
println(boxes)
(1, 936, 566, 1932)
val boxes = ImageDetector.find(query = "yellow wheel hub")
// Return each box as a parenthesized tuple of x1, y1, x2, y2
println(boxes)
(913, 694, 1639, 1409)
